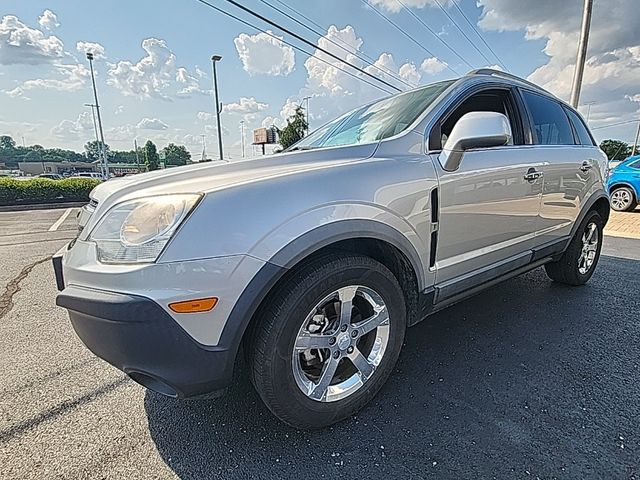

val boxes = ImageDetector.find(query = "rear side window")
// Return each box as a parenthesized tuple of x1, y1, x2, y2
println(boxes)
(564, 107, 595, 146)
(522, 91, 574, 145)
(630, 160, 640, 169)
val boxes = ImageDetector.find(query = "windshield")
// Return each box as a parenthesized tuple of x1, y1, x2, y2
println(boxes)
(289, 80, 454, 151)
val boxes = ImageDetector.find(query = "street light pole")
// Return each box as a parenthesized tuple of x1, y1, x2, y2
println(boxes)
(570, 0, 593, 108)
(86, 52, 109, 178)
(240, 120, 245, 158)
(211, 55, 224, 161)
(84, 103, 100, 156)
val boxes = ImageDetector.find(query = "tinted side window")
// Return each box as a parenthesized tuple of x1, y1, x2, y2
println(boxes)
(564, 107, 595, 146)
(522, 91, 574, 145)
(630, 160, 640, 169)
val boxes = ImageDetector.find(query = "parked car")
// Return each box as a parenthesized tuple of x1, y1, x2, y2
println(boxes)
(71, 172, 104, 180)
(53, 69, 610, 429)
(607, 155, 640, 211)
(38, 173, 63, 180)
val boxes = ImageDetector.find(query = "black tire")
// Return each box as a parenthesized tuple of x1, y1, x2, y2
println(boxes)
(610, 186, 637, 212)
(544, 210, 603, 286)
(245, 253, 406, 429)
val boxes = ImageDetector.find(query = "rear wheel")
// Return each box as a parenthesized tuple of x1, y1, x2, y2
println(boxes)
(610, 186, 637, 212)
(246, 253, 406, 429)
(544, 210, 603, 285)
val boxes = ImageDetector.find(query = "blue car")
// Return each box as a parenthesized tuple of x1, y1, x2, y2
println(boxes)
(608, 155, 640, 211)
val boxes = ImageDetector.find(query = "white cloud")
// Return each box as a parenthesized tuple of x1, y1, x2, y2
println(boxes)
(114, 105, 125, 115)
(38, 10, 59, 30)
(136, 118, 169, 130)
(76, 41, 105, 59)
(420, 57, 447, 75)
(196, 111, 213, 122)
(234, 30, 295, 76)
(50, 111, 94, 140)
(107, 38, 205, 99)
(0, 14, 64, 65)
(398, 62, 421, 85)
(223, 97, 268, 115)
(368, 0, 453, 13)
(5, 63, 90, 98)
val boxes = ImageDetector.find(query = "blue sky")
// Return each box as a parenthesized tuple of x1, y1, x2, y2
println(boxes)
(1, 0, 639, 159)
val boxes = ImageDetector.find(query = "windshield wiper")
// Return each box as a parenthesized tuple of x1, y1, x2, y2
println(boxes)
(287, 145, 316, 152)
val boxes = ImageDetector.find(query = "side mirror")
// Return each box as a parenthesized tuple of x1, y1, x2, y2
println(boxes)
(439, 111, 512, 172)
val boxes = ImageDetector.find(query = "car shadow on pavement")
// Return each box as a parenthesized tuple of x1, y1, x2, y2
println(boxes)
(145, 257, 640, 479)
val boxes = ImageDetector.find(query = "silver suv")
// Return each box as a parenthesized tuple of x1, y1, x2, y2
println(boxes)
(54, 69, 609, 429)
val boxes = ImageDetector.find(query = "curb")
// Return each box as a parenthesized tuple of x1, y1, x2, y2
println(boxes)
(0, 202, 87, 212)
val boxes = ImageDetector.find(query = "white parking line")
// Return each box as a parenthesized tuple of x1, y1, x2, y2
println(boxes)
(48, 208, 73, 232)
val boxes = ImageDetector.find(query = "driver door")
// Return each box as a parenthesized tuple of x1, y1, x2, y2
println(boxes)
(432, 87, 543, 297)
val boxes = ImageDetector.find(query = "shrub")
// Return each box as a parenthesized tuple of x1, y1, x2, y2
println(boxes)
(0, 177, 100, 206)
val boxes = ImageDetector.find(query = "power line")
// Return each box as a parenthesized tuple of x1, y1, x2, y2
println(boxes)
(393, 0, 475, 70)
(591, 119, 639, 130)
(193, 0, 396, 95)
(360, 0, 460, 76)
(450, 0, 508, 71)
(430, 0, 496, 69)
(257, 0, 416, 89)
(218, 0, 402, 92)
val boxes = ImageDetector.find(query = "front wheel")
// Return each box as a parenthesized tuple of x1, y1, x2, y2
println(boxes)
(246, 253, 406, 429)
(544, 210, 603, 285)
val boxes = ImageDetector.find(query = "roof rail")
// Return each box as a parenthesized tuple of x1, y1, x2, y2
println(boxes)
(467, 68, 545, 92)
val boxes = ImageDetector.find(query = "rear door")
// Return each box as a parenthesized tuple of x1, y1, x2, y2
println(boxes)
(519, 90, 597, 245)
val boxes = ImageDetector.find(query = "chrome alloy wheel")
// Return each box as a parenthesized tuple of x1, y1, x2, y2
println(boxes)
(611, 188, 632, 211)
(292, 285, 390, 403)
(578, 221, 599, 275)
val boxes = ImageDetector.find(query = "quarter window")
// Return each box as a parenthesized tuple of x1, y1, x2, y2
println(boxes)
(522, 91, 574, 146)
(564, 107, 595, 146)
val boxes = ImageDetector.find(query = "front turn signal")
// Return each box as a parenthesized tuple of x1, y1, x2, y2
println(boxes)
(169, 297, 218, 313)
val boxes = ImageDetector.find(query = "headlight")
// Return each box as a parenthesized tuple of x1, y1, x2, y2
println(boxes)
(89, 194, 201, 264)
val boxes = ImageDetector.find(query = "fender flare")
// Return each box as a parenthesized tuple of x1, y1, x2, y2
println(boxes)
(216, 219, 425, 357)
(568, 190, 609, 240)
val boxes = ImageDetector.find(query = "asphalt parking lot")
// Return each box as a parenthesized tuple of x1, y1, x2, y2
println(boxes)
(0, 208, 639, 479)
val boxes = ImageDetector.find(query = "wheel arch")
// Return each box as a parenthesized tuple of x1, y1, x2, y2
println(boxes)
(609, 181, 638, 200)
(217, 222, 425, 369)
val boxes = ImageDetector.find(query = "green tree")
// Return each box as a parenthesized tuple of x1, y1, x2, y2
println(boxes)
(84, 140, 111, 162)
(600, 139, 632, 161)
(0, 135, 16, 150)
(277, 106, 308, 150)
(162, 143, 191, 166)
(143, 140, 160, 171)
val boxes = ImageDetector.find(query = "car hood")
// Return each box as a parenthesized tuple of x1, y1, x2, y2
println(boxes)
(90, 144, 378, 205)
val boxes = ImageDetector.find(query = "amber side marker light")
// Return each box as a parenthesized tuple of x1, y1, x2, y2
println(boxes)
(169, 297, 218, 313)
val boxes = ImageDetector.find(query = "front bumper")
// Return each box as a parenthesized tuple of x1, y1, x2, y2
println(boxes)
(56, 284, 235, 398)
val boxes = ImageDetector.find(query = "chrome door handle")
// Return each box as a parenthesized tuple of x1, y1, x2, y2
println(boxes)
(580, 161, 593, 172)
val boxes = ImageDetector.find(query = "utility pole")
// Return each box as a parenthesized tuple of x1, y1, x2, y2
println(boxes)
(570, 0, 593, 108)
(240, 120, 245, 158)
(211, 55, 224, 161)
(632, 120, 640, 157)
(583, 101, 596, 123)
(86, 52, 109, 178)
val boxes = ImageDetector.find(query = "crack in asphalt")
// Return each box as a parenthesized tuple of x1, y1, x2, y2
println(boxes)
(0, 256, 52, 320)
(0, 377, 129, 443)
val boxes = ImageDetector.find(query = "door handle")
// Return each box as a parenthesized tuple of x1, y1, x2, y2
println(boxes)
(524, 168, 543, 181)
(580, 161, 593, 172)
